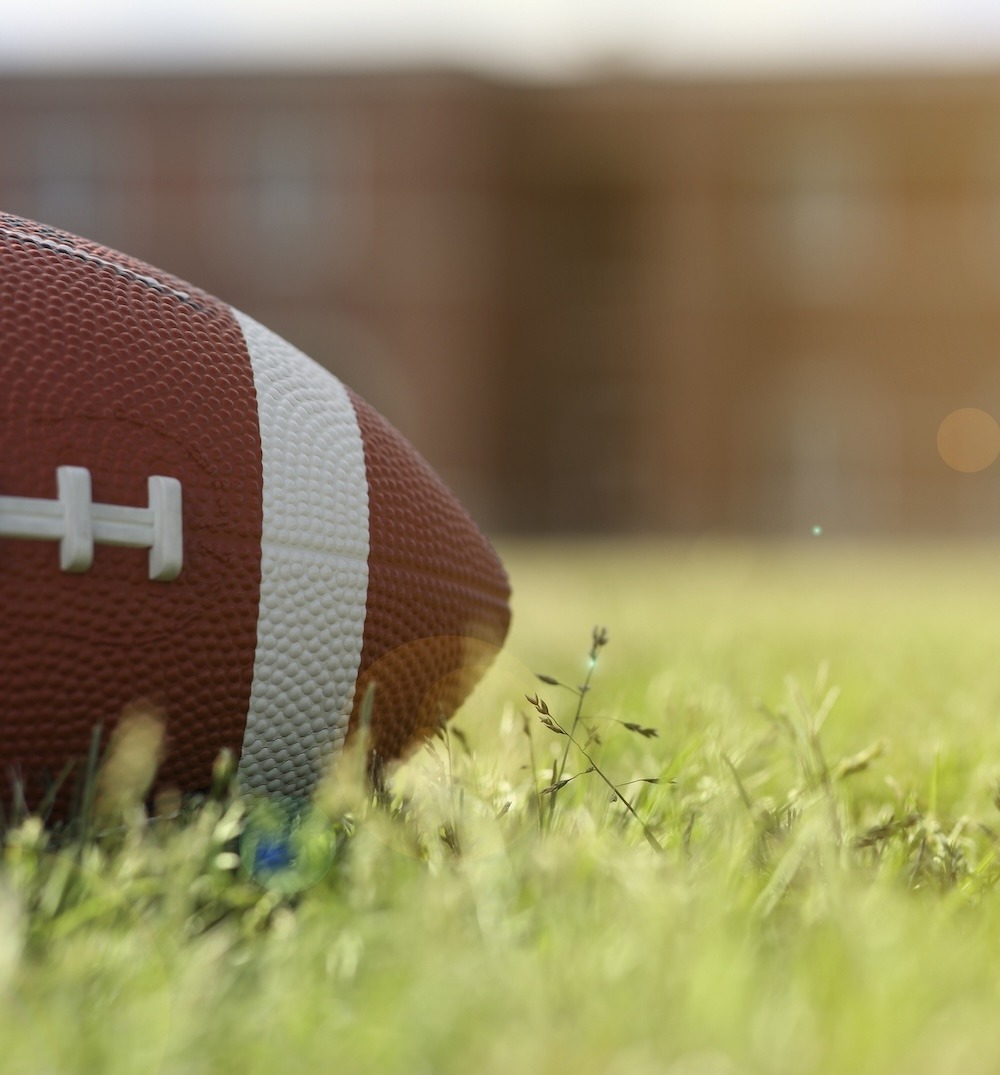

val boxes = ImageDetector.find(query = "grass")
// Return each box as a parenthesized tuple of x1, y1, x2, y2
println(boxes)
(6, 538, 1000, 1074)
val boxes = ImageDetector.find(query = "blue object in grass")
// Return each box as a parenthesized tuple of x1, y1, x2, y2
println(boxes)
(254, 836, 293, 874)
(241, 796, 337, 894)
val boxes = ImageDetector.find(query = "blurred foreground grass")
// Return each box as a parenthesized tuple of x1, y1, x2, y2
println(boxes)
(6, 540, 1000, 1075)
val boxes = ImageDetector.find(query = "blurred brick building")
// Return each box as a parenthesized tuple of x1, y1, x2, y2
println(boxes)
(4, 68, 1000, 535)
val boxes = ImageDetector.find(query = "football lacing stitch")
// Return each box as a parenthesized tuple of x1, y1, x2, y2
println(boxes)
(0, 465, 183, 581)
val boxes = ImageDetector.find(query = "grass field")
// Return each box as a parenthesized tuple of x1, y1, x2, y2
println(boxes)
(6, 539, 1000, 1074)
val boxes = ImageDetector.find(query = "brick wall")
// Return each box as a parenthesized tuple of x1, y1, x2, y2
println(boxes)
(4, 69, 1000, 534)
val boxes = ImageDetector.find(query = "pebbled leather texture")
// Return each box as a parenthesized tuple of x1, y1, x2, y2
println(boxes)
(0, 213, 511, 807)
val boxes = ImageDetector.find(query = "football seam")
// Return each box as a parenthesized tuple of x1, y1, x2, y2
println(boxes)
(369, 555, 510, 602)
(258, 538, 368, 565)
(0, 222, 208, 312)
(377, 570, 511, 614)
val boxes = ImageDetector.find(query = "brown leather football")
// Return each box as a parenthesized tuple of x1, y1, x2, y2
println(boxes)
(0, 213, 511, 804)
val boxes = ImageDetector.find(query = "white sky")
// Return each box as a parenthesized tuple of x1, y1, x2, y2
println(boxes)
(5, 1, 1000, 78)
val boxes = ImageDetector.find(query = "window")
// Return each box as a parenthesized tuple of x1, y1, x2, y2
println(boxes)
(24, 113, 146, 245)
(206, 111, 371, 292)
(749, 130, 891, 303)
(743, 358, 901, 534)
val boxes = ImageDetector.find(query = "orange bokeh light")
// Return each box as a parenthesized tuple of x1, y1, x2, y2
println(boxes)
(936, 408, 1000, 473)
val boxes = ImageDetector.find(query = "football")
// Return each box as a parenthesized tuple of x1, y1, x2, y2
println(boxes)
(0, 212, 511, 807)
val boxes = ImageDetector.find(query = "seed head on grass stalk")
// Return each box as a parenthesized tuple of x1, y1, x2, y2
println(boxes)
(527, 627, 663, 853)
